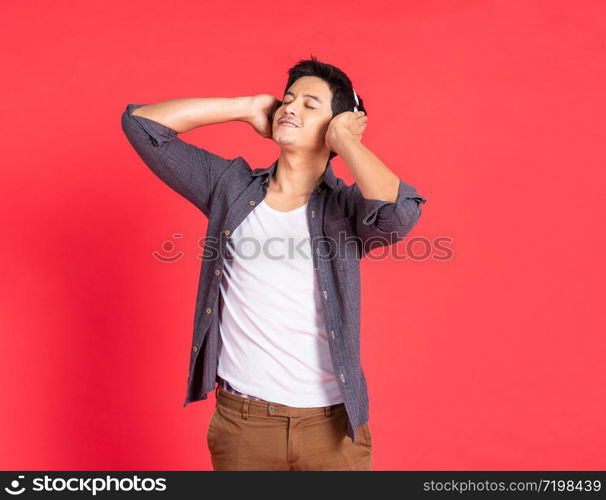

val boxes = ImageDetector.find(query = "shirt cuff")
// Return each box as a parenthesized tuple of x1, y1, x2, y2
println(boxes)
(126, 103, 179, 146)
(361, 179, 427, 226)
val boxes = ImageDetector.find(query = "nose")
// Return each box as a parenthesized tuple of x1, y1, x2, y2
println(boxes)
(282, 100, 299, 115)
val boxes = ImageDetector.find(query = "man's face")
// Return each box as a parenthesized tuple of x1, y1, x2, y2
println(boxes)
(272, 76, 334, 155)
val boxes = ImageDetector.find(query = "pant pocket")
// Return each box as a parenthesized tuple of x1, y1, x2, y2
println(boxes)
(357, 422, 373, 449)
(206, 409, 221, 451)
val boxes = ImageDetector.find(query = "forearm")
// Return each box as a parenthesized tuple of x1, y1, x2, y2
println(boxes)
(131, 97, 254, 134)
(334, 137, 400, 203)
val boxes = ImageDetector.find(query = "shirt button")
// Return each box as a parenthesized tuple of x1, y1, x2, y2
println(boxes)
(249, 200, 256, 205)
(224, 229, 230, 236)
(311, 210, 315, 218)
(206, 307, 212, 314)
(214, 269, 221, 276)
(340, 373, 346, 383)
(192, 345, 198, 352)
(330, 330, 335, 339)
(323, 290, 328, 299)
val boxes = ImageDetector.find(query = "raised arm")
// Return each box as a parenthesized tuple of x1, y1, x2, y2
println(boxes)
(332, 129, 427, 257)
(120, 97, 254, 216)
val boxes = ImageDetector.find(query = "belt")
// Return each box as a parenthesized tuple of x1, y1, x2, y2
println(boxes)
(215, 375, 269, 402)
(215, 383, 345, 419)
(214, 376, 344, 417)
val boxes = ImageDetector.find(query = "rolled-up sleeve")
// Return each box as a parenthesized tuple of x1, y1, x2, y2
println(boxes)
(120, 103, 236, 217)
(352, 179, 427, 256)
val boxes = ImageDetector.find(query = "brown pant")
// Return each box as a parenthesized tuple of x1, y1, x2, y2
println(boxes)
(206, 387, 373, 471)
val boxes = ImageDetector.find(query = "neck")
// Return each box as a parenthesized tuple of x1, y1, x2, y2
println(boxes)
(271, 153, 329, 197)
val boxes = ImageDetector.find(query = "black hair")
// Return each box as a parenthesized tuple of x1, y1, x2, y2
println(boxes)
(274, 54, 366, 161)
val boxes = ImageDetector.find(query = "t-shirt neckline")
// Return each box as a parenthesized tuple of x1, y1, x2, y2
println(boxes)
(259, 200, 308, 216)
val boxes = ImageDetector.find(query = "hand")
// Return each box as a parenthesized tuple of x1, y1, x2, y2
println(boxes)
(246, 94, 282, 138)
(325, 111, 367, 152)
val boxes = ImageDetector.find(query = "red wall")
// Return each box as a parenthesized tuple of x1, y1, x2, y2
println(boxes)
(1, 0, 604, 470)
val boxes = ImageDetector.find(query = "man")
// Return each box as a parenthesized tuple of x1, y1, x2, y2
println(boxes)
(121, 55, 427, 470)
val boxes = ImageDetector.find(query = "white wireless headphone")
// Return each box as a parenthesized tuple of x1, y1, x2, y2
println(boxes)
(353, 89, 360, 112)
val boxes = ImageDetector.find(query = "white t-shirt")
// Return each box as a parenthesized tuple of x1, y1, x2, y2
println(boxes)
(216, 198, 343, 407)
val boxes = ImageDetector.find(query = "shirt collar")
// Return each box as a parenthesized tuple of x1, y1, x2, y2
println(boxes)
(251, 158, 338, 191)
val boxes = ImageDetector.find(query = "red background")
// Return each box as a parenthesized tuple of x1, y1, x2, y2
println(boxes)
(1, 0, 604, 470)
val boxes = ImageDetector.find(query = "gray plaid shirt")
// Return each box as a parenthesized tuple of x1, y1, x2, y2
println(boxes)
(121, 103, 427, 443)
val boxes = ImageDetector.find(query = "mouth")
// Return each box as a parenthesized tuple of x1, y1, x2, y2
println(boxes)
(277, 119, 299, 128)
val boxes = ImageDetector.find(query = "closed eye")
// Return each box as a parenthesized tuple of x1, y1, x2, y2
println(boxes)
(283, 101, 316, 109)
